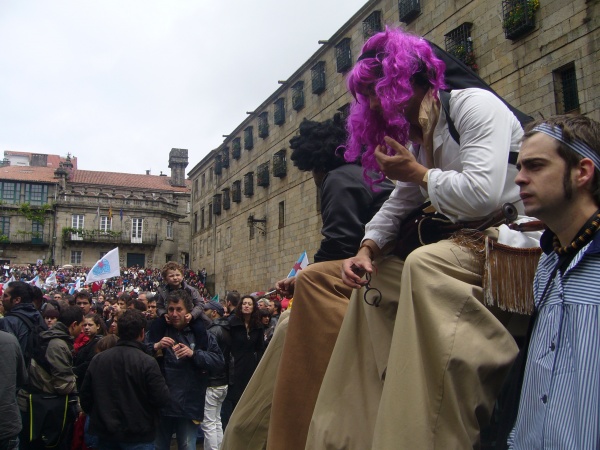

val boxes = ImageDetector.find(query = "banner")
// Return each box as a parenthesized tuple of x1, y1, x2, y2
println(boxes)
(85, 247, 120, 284)
(287, 251, 309, 278)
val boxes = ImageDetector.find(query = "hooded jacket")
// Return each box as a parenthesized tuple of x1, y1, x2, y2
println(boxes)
(0, 303, 47, 356)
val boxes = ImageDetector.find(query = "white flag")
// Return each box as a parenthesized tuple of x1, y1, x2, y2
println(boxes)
(85, 247, 120, 284)
(28, 275, 43, 288)
(287, 251, 309, 278)
(44, 271, 57, 288)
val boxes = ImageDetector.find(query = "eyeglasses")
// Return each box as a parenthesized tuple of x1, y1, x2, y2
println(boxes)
(363, 273, 382, 307)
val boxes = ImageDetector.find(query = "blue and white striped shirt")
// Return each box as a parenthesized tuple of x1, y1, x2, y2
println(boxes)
(508, 231, 600, 449)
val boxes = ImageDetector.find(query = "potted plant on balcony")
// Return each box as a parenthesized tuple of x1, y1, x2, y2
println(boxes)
(503, 0, 540, 40)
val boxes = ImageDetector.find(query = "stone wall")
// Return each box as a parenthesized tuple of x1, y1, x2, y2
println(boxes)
(189, 0, 599, 296)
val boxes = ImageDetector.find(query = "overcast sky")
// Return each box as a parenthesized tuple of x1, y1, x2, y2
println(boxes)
(0, 0, 367, 176)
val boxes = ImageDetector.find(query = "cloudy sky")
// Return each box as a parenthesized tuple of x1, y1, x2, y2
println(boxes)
(0, 0, 367, 175)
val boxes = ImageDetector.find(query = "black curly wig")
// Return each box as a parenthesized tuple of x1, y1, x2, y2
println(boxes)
(289, 114, 351, 173)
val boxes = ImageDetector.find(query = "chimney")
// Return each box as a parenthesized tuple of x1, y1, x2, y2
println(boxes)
(31, 154, 48, 167)
(146, 170, 151, 175)
(168, 148, 188, 187)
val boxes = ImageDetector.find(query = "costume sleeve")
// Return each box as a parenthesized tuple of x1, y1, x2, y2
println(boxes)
(363, 180, 425, 250)
(427, 89, 522, 219)
(314, 167, 374, 262)
(46, 340, 77, 394)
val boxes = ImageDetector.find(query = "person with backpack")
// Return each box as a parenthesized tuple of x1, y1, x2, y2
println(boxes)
(19, 306, 83, 450)
(0, 281, 47, 359)
(303, 28, 528, 449)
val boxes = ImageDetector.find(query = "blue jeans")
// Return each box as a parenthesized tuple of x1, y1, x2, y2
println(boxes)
(154, 417, 198, 450)
(98, 439, 153, 450)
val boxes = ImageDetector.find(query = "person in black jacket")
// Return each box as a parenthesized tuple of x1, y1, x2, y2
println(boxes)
(80, 310, 170, 450)
(201, 301, 231, 450)
(222, 295, 264, 429)
(149, 290, 224, 450)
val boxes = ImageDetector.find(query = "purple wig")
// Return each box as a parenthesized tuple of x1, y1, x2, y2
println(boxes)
(344, 27, 446, 187)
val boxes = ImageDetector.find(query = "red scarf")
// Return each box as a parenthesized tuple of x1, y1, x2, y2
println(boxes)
(74, 333, 90, 353)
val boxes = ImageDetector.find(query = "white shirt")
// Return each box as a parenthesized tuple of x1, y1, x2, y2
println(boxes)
(364, 88, 524, 250)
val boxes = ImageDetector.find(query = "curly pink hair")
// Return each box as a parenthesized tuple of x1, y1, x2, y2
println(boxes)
(344, 27, 446, 187)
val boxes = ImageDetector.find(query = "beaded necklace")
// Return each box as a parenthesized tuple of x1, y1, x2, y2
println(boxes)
(553, 209, 600, 256)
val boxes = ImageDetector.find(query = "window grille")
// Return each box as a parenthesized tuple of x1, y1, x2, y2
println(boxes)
(273, 150, 287, 178)
(292, 81, 305, 110)
(444, 23, 477, 72)
(335, 38, 352, 73)
(244, 126, 254, 150)
(232, 181, 242, 203)
(222, 188, 230, 210)
(274, 98, 285, 125)
(258, 112, 269, 138)
(232, 137, 242, 159)
(213, 194, 222, 215)
(311, 61, 326, 95)
(502, 0, 538, 40)
(554, 63, 580, 114)
(363, 10, 382, 40)
(244, 173, 254, 197)
(398, 0, 421, 23)
(221, 147, 229, 168)
(257, 162, 270, 187)
(214, 154, 222, 175)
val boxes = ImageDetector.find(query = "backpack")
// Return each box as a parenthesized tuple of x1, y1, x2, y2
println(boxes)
(6, 310, 45, 369)
(428, 40, 534, 164)
(5, 311, 69, 377)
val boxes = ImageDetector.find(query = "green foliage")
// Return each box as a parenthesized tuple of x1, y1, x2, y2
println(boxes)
(18, 203, 51, 226)
(503, 0, 540, 31)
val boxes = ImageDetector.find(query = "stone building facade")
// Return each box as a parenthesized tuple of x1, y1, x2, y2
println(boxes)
(190, 0, 598, 295)
(0, 150, 190, 268)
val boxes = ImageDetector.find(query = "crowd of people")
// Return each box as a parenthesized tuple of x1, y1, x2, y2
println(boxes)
(0, 260, 286, 450)
(2, 25, 600, 450)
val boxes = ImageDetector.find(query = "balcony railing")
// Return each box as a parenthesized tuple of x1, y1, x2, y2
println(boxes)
(63, 229, 158, 246)
(0, 232, 50, 246)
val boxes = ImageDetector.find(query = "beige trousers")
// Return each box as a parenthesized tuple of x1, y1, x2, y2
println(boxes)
(220, 308, 291, 450)
(267, 260, 352, 450)
(306, 240, 519, 450)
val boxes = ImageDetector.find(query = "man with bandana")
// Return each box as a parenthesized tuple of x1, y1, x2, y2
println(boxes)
(507, 115, 600, 449)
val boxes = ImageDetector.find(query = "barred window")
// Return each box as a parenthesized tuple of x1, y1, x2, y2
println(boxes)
(292, 81, 305, 110)
(244, 173, 254, 197)
(232, 180, 242, 203)
(244, 126, 254, 150)
(215, 154, 223, 175)
(222, 188, 230, 210)
(398, 0, 421, 24)
(258, 112, 269, 138)
(363, 10, 382, 40)
(232, 137, 242, 159)
(445, 23, 477, 72)
(221, 147, 230, 168)
(311, 61, 326, 95)
(554, 63, 580, 114)
(213, 194, 222, 215)
(257, 162, 269, 187)
(274, 98, 285, 125)
(273, 150, 287, 178)
(335, 38, 352, 73)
